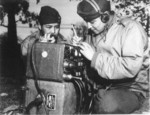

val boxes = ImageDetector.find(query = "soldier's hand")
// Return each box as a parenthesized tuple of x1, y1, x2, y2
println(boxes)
(78, 42, 94, 61)
(71, 24, 82, 46)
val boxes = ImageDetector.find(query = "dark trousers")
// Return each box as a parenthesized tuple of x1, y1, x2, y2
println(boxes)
(92, 88, 145, 114)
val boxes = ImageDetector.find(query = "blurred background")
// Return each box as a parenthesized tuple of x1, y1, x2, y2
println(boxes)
(0, 0, 83, 40)
(0, 0, 149, 42)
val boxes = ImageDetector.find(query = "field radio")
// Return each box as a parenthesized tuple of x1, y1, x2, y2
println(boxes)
(26, 42, 86, 81)
(24, 42, 92, 114)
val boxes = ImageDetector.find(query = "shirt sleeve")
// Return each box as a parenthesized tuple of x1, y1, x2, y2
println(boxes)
(91, 22, 146, 80)
(21, 36, 36, 56)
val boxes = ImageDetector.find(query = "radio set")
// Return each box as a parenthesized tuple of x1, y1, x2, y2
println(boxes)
(63, 44, 85, 80)
(24, 42, 91, 114)
(26, 42, 86, 82)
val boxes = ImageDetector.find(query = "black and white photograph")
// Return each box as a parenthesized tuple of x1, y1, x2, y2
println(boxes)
(0, 0, 150, 114)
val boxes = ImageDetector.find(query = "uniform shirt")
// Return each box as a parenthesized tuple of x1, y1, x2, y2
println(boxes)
(87, 15, 149, 97)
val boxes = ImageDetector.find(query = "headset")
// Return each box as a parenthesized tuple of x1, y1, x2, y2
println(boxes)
(85, 0, 110, 23)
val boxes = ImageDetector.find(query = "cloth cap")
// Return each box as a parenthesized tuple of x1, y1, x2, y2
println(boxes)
(39, 6, 61, 25)
(77, 0, 110, 22)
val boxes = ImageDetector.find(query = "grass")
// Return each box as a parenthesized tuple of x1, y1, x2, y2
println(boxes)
(0, 76, 23, 113)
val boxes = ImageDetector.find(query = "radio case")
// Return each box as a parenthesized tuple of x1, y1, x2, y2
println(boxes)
(25, 79, 77, 114)
(26, 43, 65, 82)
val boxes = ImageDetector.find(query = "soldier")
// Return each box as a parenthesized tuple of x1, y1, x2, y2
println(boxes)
(74, 0, 149, 114)
(21, 6, 65, 56)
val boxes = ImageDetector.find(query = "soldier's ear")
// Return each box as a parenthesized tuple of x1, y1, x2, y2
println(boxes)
(101, 11, 110, 23)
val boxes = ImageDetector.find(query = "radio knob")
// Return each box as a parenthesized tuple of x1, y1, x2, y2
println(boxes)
(69, 63, 74, 67)
(64, 61, 69, 67)
(76, 72, 81, 76)
(74, 50, 78, 56)
(64, 61, 74, 68)
(63, 74, 72, 80)
(78, 53, 81, 57)
(78, 62, 83, 66)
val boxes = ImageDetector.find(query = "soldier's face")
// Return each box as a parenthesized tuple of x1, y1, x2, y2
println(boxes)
(41, 23, 60, 42)
(87, 17, 106, 34)
(42, 23, 60, 35)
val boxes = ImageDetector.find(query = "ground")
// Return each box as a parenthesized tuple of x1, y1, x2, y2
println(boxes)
(0, 76, 24, 114)
(0, 75, 150, 115)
